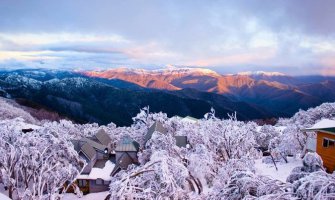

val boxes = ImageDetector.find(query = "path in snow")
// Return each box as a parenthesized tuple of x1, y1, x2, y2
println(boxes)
(63, 191, 109, 200)
(255, 157, 302, 182)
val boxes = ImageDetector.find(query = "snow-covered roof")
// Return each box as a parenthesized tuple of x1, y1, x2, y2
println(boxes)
(305, 119, 335, 130)
(181, 116, 198, 123)
(77, 160, 115, 181)
(16, 122, 41, 131)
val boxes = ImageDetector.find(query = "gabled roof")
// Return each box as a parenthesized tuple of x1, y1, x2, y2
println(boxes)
(80, 137, 107, 152)
(144, 121, 167, 144)
(71, 140, 82, 152)
(80, 143, 96, 161)
(95, 129, 112, 146)
(304, 119, 335, 134)
(306, 119, 335, 130)
(111, 152, 139, 176)
(115, 136, 140, 152)
(175, 136, 188, 148)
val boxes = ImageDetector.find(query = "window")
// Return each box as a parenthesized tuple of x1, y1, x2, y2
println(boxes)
(78, 180, 87, 187)
(323, 138, 329, 147)
(104, 180, 110, 185)
(323, 138, 335, 148)
(96, 179, 103, 185)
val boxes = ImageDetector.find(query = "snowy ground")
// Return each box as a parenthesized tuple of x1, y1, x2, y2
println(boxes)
(255, 156, 302, 182)
(0, 184, 9, 199)
(0, 193, 10, 200)
(0, 186, 109, 200)
(62, 191, 109, 200)
(77, 160, 115, 181)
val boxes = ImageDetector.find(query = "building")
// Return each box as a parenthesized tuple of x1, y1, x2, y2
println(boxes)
(144, 121, 167, 146)
(71, 129, 115, 194)
(111, 136, 140, 176)
(144, 121, 190, 148)
(303, 119, 335, 172)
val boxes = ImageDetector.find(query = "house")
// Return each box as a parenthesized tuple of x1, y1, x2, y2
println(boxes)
(111, 136, 140, 176)
(71, 129, 115, 194)
(181, 116, 198, 123)
(144, 121, 167, 145)
(144, 121, 190, 148)
(303, 119, 335, 172)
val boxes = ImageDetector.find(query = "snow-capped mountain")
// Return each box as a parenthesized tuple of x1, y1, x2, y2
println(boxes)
(237, 71, 287, 76)
(81, 67, 335, 117)
(82, 67, 297, 93)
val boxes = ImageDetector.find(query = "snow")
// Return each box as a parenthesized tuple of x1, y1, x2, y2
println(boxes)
(305, 119, 335, 130)
(0, 193, 10, 200)
(0, 184, 9, 199)
(77, 160, 115, 181)
(0, 119, 41, 132)
(62, 191, 109, 200)
(255, 157, 302, 182)
(274, 126, 287, 133)
(237, 71, 286, 76)
(88, 67, 221, 77)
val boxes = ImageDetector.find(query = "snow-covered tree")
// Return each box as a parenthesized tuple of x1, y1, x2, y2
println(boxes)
(255, 125, 279, 150)
(278, 102, 335, 128)
(208, 170, 290, 200)
(109, 151, 190, 199)
(269, 125, 304, 162)
(0, 118, 83, 199)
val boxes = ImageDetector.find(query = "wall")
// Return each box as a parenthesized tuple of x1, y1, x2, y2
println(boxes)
(316, 131, 335, 172)
(89, 180, 110, 193)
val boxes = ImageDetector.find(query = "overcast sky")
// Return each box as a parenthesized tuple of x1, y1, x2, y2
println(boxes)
(0, 0, 335, 75)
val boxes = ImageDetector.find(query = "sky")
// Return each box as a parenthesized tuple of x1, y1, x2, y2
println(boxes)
(0, 0, 335, 75)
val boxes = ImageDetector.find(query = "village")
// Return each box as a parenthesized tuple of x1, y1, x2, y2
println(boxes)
(71, 119, 190, 195)
(1, 101, 335, 199)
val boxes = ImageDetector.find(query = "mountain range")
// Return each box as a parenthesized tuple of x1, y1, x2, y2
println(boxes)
(0, 68, 334, 126)
(82, 68, 335, 116)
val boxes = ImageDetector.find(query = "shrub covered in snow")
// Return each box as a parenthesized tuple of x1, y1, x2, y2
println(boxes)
(208, 170, 290, 200)
(292, 171, 335, 199)
(287, 152, 324, 183)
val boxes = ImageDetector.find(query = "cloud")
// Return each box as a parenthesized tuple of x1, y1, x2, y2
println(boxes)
(0, 0, 334, 74)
